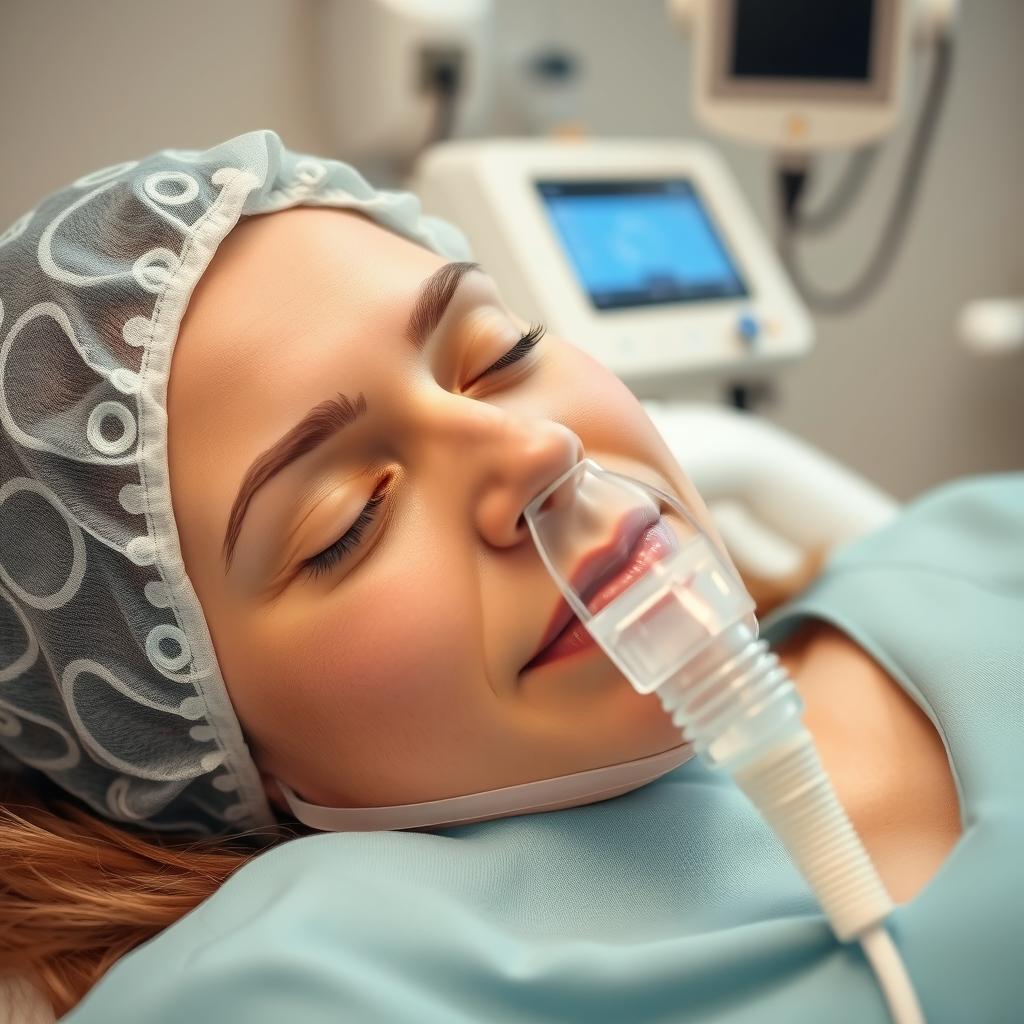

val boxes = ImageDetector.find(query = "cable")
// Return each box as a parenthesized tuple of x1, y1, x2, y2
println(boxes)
(726, 380, 775, 412)
(793, 144, 880, 235)
(777, 35, 955, 313)
(423, 51, 462, 149)
(860, 924, 926, 1024)
(400, 47, 464, 179)
(728, 383, 753, 410)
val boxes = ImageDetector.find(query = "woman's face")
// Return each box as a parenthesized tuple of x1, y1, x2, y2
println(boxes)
(168, 207, 726, 812)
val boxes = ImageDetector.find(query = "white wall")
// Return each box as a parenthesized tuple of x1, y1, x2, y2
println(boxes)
(2, 0, 1021, 499)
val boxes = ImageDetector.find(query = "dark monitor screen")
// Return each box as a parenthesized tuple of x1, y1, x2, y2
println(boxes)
(731, 0, 875, 81)
(535, 179, 748, 311)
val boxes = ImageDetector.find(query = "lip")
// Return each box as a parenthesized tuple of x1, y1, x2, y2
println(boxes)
(522, 510, 678, 673)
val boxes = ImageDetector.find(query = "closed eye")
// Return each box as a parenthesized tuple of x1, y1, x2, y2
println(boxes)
(477, 322, 547, 380)
(302, 487, 387, 580)
(301, 322, 546, 582)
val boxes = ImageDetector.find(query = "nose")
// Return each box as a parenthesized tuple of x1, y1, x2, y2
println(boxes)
(469, 406, 584, 549)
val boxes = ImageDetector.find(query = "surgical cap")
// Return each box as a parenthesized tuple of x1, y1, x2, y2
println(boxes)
(0, 129, 470, 835)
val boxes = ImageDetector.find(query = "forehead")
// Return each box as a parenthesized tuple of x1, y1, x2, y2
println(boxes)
(170, 207, 444, 439)
(176, 207, 442, 391)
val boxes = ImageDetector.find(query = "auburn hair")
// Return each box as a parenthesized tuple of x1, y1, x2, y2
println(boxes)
(0, 771, 294, 1017)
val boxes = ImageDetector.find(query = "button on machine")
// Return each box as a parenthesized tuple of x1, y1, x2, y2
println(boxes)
(736, 312, 761, 345)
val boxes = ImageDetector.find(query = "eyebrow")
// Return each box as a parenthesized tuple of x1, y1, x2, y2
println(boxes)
(222, 260, 481, 570)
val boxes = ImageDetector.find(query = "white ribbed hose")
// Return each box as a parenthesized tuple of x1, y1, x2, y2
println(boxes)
(657, 626, 925, 1024)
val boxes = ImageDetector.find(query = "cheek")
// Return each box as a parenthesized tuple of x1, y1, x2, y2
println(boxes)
(553, 345, 660, 456)
(226, 538, 491, 782)
(550, 343, 724, 544)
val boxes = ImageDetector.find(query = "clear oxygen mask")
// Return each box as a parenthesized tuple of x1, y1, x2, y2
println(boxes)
(522, 459, 757, 673)
(522, 458, 798, 771)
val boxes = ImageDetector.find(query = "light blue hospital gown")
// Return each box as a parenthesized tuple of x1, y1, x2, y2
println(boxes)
(67, 474, 1024, 1024)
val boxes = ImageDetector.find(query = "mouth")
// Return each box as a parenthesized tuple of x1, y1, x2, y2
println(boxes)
(522, 509, 679, 674)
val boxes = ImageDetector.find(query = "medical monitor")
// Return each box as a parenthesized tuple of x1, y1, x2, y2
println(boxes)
(411, 139, 812, 392)
(685, 0, 910, 150)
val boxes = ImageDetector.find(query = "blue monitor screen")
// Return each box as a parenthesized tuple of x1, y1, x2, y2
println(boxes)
(536, 179, 748, 310)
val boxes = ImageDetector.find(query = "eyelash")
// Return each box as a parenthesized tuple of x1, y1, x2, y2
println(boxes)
(303, 490, 386, 579)
(302, 322, 546, 579)
(477, 321, 547, 379)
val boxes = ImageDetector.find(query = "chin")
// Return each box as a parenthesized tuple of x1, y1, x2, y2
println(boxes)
(521, 660, 683, 761)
